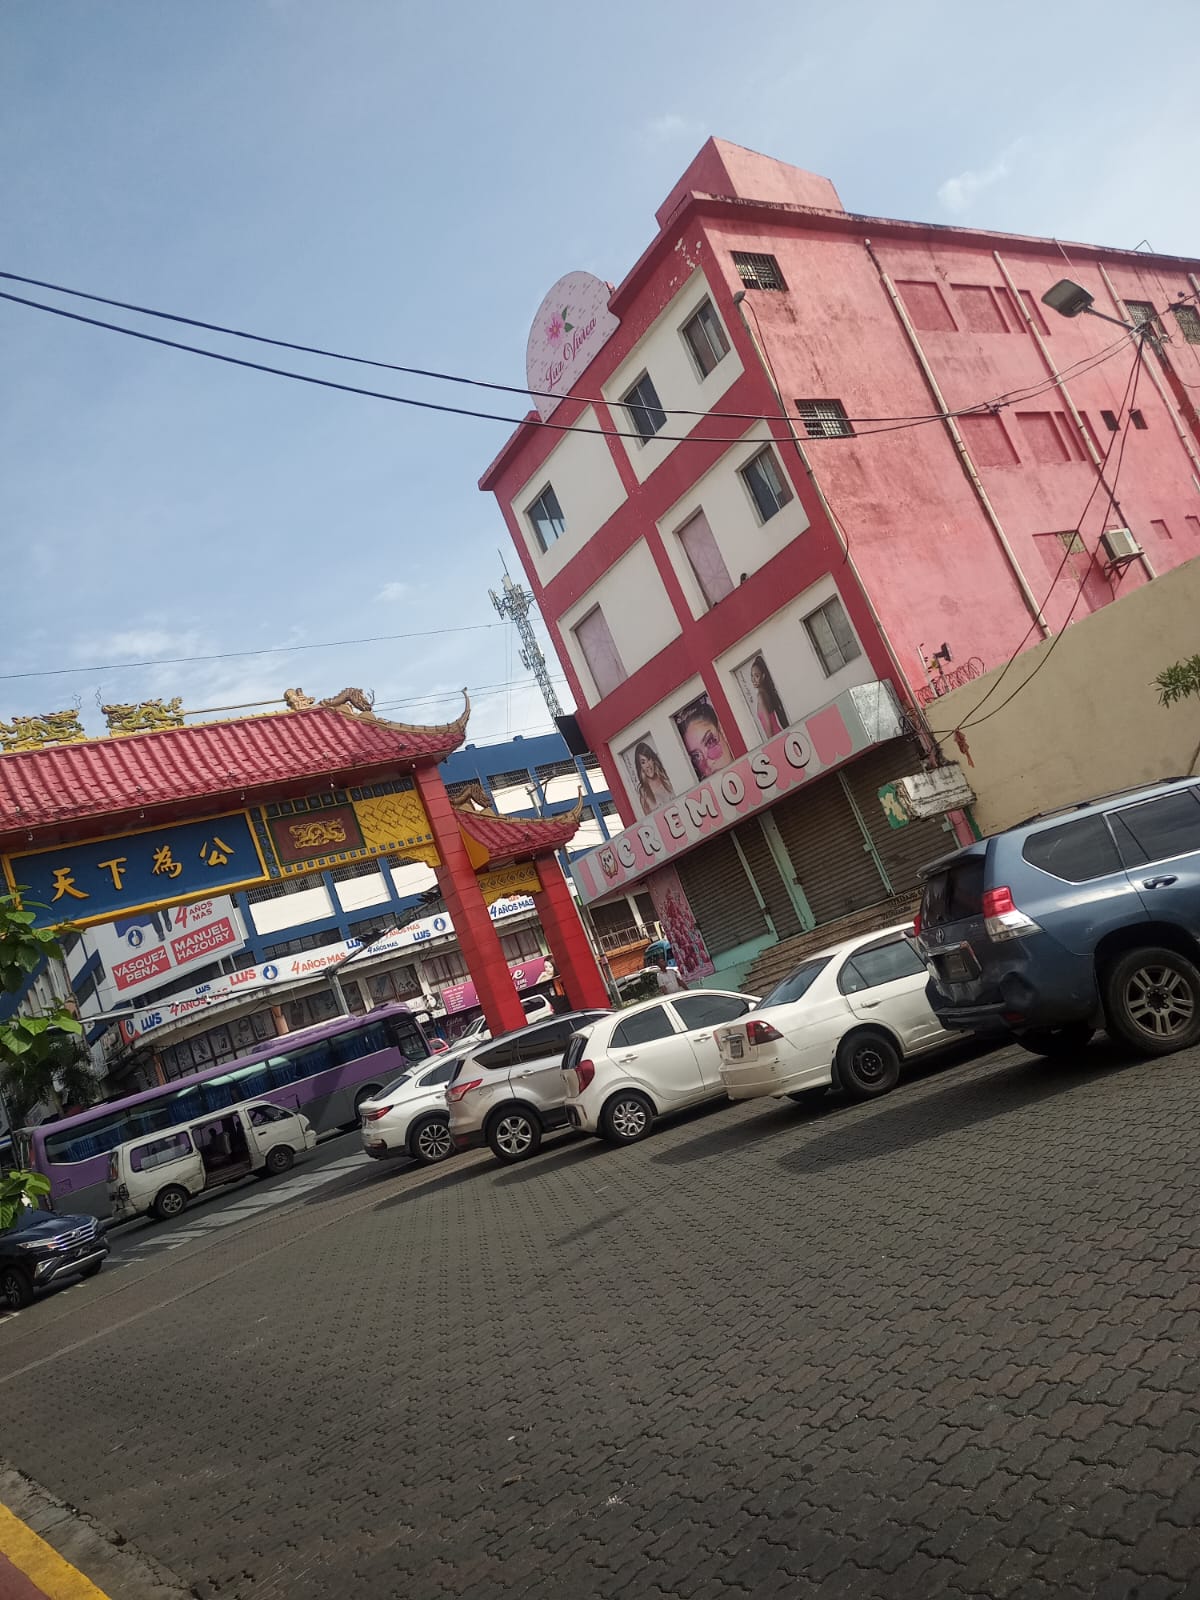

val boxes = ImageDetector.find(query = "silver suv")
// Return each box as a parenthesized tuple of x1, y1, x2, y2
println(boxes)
(446, 1010, 609, 1164)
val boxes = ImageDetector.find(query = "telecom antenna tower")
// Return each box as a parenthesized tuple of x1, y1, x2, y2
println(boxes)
(489, 564, 564, 721)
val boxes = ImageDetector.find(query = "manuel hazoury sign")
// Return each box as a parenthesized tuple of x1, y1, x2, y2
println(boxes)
(572, 683, 906, 905)
(525, 271, 620, 420)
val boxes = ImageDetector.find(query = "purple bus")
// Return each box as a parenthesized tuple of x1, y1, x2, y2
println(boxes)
(18, 1004, 430, 1220)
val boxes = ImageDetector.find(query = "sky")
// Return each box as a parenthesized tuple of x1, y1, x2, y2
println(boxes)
(2, 0, 1198, 746)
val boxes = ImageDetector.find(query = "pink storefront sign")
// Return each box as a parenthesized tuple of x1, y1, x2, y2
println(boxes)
(525, 272, 620, 420)
(441, 956, 549, 1016)
(572, 682, 903, 905)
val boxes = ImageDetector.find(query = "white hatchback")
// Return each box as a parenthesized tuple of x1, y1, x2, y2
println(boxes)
(717, 923, 957, 1104)
(359, 1054, 464, 1165)
(562, 990, 757, 1146)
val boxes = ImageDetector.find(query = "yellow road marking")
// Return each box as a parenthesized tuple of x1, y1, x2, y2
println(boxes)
(0, 1502, 111, 1600)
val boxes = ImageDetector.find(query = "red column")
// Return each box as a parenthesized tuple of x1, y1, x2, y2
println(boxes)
(532, 854, 611, 1012)
(414, 766, 527, 1036)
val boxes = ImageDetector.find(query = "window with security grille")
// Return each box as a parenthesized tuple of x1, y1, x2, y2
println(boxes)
(732, 252, 785, 291)
(740, 447, 793, 522)
(1126, 301, 1165, 353)
(1172, 304, 1200, 344)
(526, 484, 566, 552)
(622, 373, 667, 443)
(796, 399, 854, 439)
(803, 597, 862, 677)
(681, 299, 730, 377)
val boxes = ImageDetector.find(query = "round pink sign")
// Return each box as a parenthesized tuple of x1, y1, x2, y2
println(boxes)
(525, 271, 620, 421)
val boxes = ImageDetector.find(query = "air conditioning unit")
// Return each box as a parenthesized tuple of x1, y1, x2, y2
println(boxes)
(1100, 527, 1142, 565)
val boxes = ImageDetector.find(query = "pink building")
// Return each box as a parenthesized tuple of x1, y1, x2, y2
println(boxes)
(480, 139, 1200, 987)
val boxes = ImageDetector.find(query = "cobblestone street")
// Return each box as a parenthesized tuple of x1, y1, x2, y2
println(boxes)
(3, 1039, 1200, 1599)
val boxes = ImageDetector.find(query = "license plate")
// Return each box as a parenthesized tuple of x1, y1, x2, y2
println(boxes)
(938, 947, 979, 984)
(727, 1036, 745, 1060)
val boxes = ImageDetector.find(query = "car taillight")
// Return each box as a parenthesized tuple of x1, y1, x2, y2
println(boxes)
(575, 1060, 595, 1093)
(981, 886, 1041, 942)
(362, 1106, 391, 1122)
(746, 1019, 783, 1045)
(447, 1078, 483, 1103)
(912, 910, 922, 939)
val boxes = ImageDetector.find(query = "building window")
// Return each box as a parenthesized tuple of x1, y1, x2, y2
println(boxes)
(676, 509, 734, 609)
(740, 447, 793, 523)
(1172, 304, 1200, 344)
(681, 299, 730, 377)
(803, 597, 862, 677)
(796, 399, 854, 439)
(732, 252, 785, 292)
(1130, 409, 1148, 430)
(573, 606, 627, 697)
(1100, 410, 1119, 431)
(622, 373, 667, 444)
(526, 485, 566, 553)
(501, 929, 542, 961)
(424, 951, 467, 986)
(1126, 301, 1165, 355)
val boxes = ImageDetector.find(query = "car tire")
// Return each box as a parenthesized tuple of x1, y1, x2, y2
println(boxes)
(343, 1086, 384, 1131)
(486, 1107, 542, 1164)
(836, 1029, 901, 1101)
(600, 1090, 655, 1146)
(264, 1145, 295, 1177)
(787, 1087, 827, 1106)
(1017, 1023, 1094, 1060)
(153, 1184, 190, 1221)
(1102, 946, 1200, 1056)
(408, 1115, 454, 1166)
(79, 1259, 104, 1280)
(0, 1265, 33, 1312)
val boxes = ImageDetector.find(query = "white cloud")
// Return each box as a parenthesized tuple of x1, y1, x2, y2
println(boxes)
(375, 581, 411, 603)
(937, 140, 1028, 215)
(642, 113, 703, 147)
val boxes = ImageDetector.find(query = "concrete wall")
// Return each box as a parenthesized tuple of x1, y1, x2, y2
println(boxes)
(925, 554, 1200, 834)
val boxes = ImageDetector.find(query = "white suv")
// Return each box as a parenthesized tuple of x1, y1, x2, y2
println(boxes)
(562, 991, 756, 1146)
(445, 1009, 610, 1164)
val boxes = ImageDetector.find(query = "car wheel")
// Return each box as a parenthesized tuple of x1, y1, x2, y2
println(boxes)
(153, 1184, 190, 1221)
(344, 1086, 383, 1131)
(264, 1145, 295, 1176)
(79, 1259, 104, 1280)
(487, 1108, 542, 1164)
(836, 1029, 901, 1101)
(600, 1090, 655, 1146)
(408, 1115, 454, 1166)
(1102, 946, 1200, 1056)
(787, 1087, 827, 1106)
(1016, 1023, 1095, 1060)
(0, 1266, 33, 1312)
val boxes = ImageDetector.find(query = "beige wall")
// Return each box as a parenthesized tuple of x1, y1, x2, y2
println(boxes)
(924, 555, 1200, 834)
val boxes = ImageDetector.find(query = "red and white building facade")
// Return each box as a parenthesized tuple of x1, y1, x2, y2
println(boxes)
(480, 139, 1200, 988)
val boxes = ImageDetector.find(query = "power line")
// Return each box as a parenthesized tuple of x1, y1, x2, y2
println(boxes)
(0, 283, 1138, 450)
(0, 267, 1143, 429)
(0, 622, 507, 683)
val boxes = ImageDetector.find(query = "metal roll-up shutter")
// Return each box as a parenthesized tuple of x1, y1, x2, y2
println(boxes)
(771, 770, 890, 926)
(675, 832, 769, 956)
(842, 740, 956, 898)
(733, 818, 804, 941)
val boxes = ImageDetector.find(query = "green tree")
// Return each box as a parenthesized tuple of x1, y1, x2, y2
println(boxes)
(1155, 655, 1200, 777)
(0, 889, 93, 1131)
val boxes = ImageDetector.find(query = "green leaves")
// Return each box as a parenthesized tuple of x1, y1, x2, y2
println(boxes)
(0, 888, 69, 992)
(1155, 655, 1200, 708)
(1, 887, 91, 1122)
(0, 1168, 53, 1230)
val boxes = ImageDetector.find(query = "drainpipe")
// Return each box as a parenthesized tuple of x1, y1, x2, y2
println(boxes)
(994, 250, 1156, 585)
(1098, 262, 1200, 506)
(862, 239, 1051, 638)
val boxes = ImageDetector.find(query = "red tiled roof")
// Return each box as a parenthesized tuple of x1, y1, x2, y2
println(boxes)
(455, 795, 584, 862)
(0, 706, 467, 841)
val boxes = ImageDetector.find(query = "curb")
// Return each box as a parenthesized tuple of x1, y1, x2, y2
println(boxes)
(0, 1463, 196, 1600)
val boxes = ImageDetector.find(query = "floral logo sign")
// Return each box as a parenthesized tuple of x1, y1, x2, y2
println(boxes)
(545, 309, 574, 343)
(526, 271, 621, 421)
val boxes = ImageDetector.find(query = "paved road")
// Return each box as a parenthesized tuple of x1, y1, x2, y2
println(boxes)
(3, 1038, 1200, 1599)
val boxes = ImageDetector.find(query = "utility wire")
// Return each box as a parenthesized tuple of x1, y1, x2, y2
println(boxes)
(0, 284, 1139, 450)
(0, 267, 1144, 429)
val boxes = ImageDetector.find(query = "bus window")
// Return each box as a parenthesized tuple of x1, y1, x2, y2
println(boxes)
(385, 1017, 429, 1064)
(328, 1022, 390, 1066)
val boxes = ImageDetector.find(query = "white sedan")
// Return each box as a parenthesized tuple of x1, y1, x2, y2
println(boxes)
(717, 923, 957, 1104)
(358, 1054, 464, 1165)
(562, 990, 758, 1146)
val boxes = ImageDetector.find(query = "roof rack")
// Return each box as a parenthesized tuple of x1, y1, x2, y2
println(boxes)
(1011, 776, 1191, 831)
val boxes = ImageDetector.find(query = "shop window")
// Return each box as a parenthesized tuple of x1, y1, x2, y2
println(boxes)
(795, 399, 853, 439)
(526, 484, 566, 553)
(740, 447, 793, 523)
(622, 373, 668, 444)
(803, 597, 862, 677)
(732, 252, 785, 291)
(681, 298, 730, 377)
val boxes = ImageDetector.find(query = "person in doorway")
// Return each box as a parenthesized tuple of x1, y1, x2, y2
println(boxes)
(653, 955, 688, 995)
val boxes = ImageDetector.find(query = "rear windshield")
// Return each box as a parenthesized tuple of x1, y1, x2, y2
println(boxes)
(921, 854, 986, 927)
(759, 957, 830, 1010)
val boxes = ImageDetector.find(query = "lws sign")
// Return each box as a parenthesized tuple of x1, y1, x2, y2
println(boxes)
(526, 272, 620, 420)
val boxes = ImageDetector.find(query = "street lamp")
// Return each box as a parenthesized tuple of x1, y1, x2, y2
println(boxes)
(1041, 279, 1136, 330)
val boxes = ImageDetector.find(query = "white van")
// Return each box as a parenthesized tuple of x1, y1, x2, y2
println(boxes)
(107, 1102, 317, 1223)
